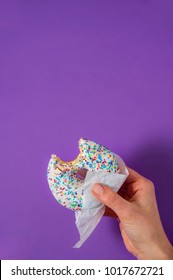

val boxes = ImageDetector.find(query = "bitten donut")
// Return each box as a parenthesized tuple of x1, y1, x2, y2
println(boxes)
(47, 138, 120, 211)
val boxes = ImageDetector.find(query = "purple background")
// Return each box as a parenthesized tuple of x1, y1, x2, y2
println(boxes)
(0, 0, 173, 260)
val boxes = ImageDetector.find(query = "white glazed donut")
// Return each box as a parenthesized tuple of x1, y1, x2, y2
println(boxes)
(47, 138, 120, 211)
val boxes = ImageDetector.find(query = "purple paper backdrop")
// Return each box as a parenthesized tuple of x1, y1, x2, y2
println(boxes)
(0, 0, 173, 260)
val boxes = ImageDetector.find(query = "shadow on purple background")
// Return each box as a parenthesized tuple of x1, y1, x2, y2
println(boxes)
(0, 0, 173, 259)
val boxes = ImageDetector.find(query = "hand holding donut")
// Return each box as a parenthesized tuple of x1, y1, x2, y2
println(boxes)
(92, 167, 173, 260)
(47, 138, 127, 248)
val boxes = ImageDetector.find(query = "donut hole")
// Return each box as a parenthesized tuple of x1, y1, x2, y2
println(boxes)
(76, 168, 87, 180)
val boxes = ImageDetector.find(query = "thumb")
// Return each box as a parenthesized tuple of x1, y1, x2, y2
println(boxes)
(92, 183, 130, 218)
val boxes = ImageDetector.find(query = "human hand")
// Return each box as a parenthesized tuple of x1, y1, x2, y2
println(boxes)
(92, 167, 173, 260)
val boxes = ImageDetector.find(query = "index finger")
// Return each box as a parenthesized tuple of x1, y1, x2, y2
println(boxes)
(125, 166, 144, 184)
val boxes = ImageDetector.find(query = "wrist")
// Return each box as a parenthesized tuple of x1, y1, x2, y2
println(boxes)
(138, 241, 173, 260)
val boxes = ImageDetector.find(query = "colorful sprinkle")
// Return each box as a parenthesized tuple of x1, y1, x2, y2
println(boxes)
(47, 138, 120, 211)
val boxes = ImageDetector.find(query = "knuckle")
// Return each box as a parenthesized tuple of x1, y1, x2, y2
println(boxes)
(145, 179, 155, 190)
(148, 179, 154, 188)
(140, 178, 155, 189)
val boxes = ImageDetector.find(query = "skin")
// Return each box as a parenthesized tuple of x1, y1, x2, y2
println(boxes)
(90, 167, 173, 260)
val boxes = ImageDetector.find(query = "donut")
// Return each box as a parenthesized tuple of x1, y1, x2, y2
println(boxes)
(47, 138, 120, 211)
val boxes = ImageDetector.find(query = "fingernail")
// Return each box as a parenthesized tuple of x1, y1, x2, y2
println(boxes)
(93, 184, 104, 195)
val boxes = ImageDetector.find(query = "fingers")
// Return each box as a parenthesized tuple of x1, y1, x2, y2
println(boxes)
(125, 167, 143, 184)
(126, 167, 154, 193)
(92, 183, 131, 218)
